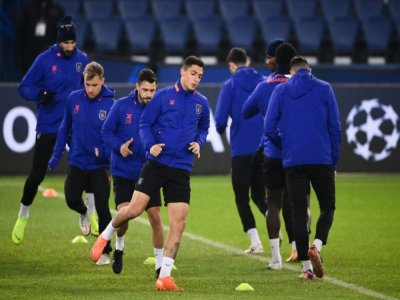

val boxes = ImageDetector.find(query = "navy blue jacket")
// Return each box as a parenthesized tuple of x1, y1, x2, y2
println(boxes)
(18, 44, 88, 134)
(102, 90, 146, 180)
(265, 69, 341, 169)
(215, 66, 264, 157)
(243, 72, 290, 158)
(140, 81, 210, 172)
(52, 85, 115, 170)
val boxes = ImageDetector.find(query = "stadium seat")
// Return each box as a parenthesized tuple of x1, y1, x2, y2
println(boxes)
(320, 0, 352, 21)
(354, 0, 385, 20)
(159, 16, 191, 55)
(286, 0, 318, 21)
(83, 0, 114, 21)
(260, 16, 291, 47)
(151, 0, 182, 20)
(185, 0, 216, 20)
(252, 0, 285, 22)
(226, 16, 258, 52)
(388, 0, 400, 19)
(73, 16, 88, 48)
(192, 16, 224, 54)
(293, 16, 325, 54)
(328, 17, 359, 55)
(218, 0, 250, 21)
(118, 0, 149, 20)
(55, 0, 81, 17)
(361, 16, 393, 55)
(90, 17, 122, 52)
(124, 16, 157, 53)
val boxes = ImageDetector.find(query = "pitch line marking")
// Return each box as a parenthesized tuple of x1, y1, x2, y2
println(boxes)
(38, 186, 398, 300)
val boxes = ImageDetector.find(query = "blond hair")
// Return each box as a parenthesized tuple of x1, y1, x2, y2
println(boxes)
(83, 61, 104, 80)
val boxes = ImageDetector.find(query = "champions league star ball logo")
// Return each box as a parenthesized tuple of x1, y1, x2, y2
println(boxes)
(346, 98, 400, 161)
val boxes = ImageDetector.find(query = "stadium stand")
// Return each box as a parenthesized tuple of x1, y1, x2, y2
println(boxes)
(118, 0, 150, 20)
(54, 0, 81, 18)
(293, 16, 325, 57)
(38, 0, 400, 64)
(320, 0, 352, 21)
(192, 16, 224, 55)
(124, 16, 157, 54)
(158, 16, 191, 55)
(260, 16, 292, 48)
(225, 16, 258, 53)
(83, 0, 115, 21)
(90, 17, 122, 52)
(151, 0, 183, 20)
(354, 0, 385, 20)
(286, 0, 318, 21)
(218, 0, 250, 21)
(252, 0, 285, 22)
(185, 0, 217, 20)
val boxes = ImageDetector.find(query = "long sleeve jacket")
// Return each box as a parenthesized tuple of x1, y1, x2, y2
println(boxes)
(264, 69, 341, 169)
(140, 80, 210, 172)
(18, 44, 88, 133)
(52, 85, 115, 170)
(214, 66, 264, 157)
(102, 90, 146, 180)
(243, 72, 290, 158)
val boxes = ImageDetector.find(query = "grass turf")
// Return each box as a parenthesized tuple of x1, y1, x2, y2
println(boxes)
(0, 174, 399, 299)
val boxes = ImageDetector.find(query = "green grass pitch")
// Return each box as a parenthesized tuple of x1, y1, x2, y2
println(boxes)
(0, 174, 399, 299)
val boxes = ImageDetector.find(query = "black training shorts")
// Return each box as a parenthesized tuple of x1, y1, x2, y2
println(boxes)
(135, 160, 190, 205)
(263, 156, 286, 190)
(113, 175, 161, 210)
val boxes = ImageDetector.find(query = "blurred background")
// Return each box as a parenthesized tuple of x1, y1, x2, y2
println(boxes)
(1, 0, 399, 174)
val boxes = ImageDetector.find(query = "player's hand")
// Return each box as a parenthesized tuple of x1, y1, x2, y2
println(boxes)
(189, 142, 200, 158)
(120, 138, 133, 157)
(48, 155, 60, 170)
(150, 143, 165, 157)
(38, 90, 55, 105)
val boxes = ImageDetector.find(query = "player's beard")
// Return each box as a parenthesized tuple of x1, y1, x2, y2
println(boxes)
(63, 50, 74, 58)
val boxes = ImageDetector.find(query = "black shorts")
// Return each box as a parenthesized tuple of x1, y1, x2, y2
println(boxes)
(135, 160, 191, 205)
(263, 156, 286, 190)
(113, 176, 161, 210)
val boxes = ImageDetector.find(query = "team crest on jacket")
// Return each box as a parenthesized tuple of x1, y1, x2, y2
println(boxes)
(76, 62, 82, 72)
(196, 104, 202, 114)
(99, 110, 107, 120)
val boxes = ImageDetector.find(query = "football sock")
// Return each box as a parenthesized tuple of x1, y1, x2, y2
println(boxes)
(291, 241, 297, 251)
(269, 238, 282, 263)
(313, 239, 323, 253)
(103, 222, 117, 240)
(116, 235, 125, 251)
(159, 257, 174, 278)
(154, 248, 164, 270)
(247, 228, 261, 246)
(86, 193, 95, 214)
(302, 260, 313, 272)
(19, 204, 30, 218)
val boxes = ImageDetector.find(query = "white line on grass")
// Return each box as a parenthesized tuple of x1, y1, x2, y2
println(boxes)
(40, 186, 397, 300)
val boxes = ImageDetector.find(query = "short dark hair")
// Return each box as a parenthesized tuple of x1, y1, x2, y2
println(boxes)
(276, 43, 297, 67)
(182, 55, 204, 70)
(290, 55, 310, 71)
(138, 68, 157, 84)
(226, 47, 247, 65)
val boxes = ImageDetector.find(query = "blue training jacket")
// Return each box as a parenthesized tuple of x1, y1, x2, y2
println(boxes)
(243, 72, 290, 159)
(52, 85, 115, 170)
(264, 69, 342, 169)
(214, 66, 264, 157)
(102, 90, 146, 180)
(18, 44, 88, 134)
(140, 80, 210, 172)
